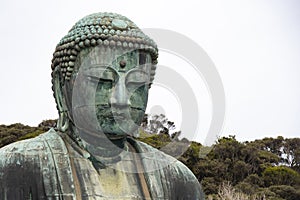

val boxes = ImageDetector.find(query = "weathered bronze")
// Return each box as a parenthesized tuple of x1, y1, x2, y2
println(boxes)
(0, 12, 204, 199)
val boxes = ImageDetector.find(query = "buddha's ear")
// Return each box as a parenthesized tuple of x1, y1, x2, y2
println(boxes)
(52, 68, 69, 132)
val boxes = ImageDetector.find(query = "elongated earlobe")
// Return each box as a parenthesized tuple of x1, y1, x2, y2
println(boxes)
(53, 67, 69, 132)
(58, 111, 69, 132)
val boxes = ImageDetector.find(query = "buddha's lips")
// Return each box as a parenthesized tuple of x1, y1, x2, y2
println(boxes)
(71, 105, 145, 125)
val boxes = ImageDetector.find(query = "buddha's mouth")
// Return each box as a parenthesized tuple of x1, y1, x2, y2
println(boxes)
(71, 104, 145, 125)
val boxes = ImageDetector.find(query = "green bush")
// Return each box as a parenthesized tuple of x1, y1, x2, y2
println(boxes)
(269, 185, 300, 200)
(262, 166, 300, 187)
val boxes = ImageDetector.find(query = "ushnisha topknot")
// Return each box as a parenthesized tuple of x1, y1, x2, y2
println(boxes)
(51, 12, 158, 82)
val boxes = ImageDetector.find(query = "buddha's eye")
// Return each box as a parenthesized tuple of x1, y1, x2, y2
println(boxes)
(85, 70, 116, 84)
(86, 76, 99, 83)
(126, 81, 147, 89)
(100, 71, 116, 83)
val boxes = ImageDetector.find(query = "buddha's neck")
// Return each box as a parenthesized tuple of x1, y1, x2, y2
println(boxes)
(66, 123, 129, 165)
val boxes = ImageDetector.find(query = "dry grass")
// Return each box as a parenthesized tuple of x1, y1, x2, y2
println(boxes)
(207, 182, 266, 200)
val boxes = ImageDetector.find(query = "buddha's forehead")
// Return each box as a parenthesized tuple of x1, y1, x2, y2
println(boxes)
(74, 46, 151, 73)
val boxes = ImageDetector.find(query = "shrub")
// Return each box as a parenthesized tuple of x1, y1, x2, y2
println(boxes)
(262, 166, 300, 186)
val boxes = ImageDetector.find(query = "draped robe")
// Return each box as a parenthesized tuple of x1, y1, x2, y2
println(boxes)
(0, 129, 204, 200)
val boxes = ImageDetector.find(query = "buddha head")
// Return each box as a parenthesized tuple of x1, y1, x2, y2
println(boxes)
(51, 13, 158, 143)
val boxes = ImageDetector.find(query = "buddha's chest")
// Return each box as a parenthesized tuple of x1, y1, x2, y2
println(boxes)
(72, 159, 145, 199)
(35, 134, 169, 199)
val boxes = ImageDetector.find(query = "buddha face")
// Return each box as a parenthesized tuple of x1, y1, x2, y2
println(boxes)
(63, 46, 152, 139)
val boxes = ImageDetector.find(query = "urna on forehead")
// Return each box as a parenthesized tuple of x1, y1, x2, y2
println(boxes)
(51, 12, 158, 82)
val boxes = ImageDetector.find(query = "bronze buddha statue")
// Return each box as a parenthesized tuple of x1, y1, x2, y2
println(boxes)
(0, 12, 204, 200)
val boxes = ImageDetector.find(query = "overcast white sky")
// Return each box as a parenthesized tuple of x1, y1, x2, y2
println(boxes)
(0, 0, 300, 143)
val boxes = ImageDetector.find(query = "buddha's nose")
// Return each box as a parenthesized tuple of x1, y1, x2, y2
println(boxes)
(109, 78, 131, 108)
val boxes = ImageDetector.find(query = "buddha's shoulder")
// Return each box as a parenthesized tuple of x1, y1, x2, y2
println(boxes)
(134, 140, 197, 180)
(0, 129, 67, 165)
(135, 140, 204, 198)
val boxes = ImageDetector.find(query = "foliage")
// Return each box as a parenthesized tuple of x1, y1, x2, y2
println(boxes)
(138, 133, 172, 149)
(0, 123, 43, 148)
(262, 166, 300, 187)
(139, 129, 300, 199)
(38, 119, 57, 131)
(268, 185, 300, 200)
(140, 114, 176, 135)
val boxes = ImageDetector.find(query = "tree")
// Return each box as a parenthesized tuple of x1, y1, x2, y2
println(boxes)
(141, 114, 176, 135)
(260, 136, 284, 156)
(283, 138, 300, 170)
(262, 166, 300, 187)
(213, 135, 244, 163)
(243, 174, 264, 187)
(235, 181, 257, 195)
(232, 161, 251, 184)
(38, 119, 57, 131)
(268, 185, 300, 200)
(201, 177, 219, 195)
